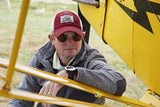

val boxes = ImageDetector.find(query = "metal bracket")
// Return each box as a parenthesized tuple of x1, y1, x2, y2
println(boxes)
(73, 0, 100, 8)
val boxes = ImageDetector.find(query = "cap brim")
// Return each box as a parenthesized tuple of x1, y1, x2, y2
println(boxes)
(54, 26, 83, 38)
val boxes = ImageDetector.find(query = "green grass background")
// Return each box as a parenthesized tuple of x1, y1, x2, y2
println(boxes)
(0, 0, 147, 106)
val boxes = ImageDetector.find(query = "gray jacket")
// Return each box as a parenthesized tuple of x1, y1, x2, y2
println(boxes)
(9, 40, 126, 107)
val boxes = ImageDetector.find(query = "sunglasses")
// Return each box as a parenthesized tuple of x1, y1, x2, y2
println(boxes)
(57, 33, 82, 42)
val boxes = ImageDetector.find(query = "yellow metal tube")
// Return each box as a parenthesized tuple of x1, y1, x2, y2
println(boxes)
(140, 89, 160, 107)
(8, 89, 106, 107)
(4, 0, 30, 89)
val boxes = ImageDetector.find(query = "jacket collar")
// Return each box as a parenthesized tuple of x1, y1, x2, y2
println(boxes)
(38, 41, 55, 60)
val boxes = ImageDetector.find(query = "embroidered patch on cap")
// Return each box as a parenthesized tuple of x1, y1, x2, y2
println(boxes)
(60, 15, 74, 23)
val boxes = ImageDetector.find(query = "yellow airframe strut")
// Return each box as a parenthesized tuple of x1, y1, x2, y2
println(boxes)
(0, 58, 153, 107)
(3, 0, 30, 89)
(0, 0, 155, 107)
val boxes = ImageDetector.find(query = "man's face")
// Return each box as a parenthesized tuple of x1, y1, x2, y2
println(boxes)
(51, 31, 83, 61)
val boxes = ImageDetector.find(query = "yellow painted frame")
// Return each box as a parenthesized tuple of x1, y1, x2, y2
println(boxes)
(0, 0, 157, 107)
(78, 0, 160, 106)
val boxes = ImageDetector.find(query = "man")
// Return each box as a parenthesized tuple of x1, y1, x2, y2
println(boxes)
(9, 10, 126, 107)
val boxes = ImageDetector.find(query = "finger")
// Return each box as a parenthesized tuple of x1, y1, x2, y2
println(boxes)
(47, 104, 51, 107)
(43, 102, 51, 107)
(39, 87, 44, 94)
(52, 83, 64, 96)
(40, 81, 53, 107)
(39, 86, 49, 95)
(39, 81, 50, 95)
(44, 84, 50, 95)
(43, 103, 49, 107)
(42, 101, 51, 107)
(49, 82, 54, 96)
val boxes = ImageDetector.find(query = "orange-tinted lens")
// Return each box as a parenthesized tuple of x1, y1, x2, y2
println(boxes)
(72, 33, 82, 41)
(57, 33, 82, 42)
(57, 34, 68, 42)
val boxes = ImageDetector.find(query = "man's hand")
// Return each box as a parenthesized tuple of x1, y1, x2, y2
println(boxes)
(39, 70, 68, 107)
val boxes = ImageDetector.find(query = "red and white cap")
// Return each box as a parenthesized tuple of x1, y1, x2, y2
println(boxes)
(51, 11, 83, 38)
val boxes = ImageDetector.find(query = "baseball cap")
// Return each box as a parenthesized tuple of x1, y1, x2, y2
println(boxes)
(52, 11, 83, 38)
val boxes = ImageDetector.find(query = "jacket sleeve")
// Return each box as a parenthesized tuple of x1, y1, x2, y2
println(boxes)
(75, 53, 126, 96)
(9, 55, 42, 107)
